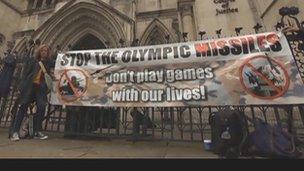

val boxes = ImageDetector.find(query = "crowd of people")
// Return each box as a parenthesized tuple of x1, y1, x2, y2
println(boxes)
(0, 39, 122, 141)
(0, 40, 55, 141)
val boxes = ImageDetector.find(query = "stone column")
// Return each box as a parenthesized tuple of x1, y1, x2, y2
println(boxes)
(178, 0, 195, 41)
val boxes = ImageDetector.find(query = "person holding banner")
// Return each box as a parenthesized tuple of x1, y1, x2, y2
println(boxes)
(0, 50, 17, 120)
(10, 44, 53, 141)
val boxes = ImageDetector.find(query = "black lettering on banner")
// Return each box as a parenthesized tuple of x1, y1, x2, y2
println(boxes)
(76, 53, 84, 66)
(84, 53, 91, 66)
(139, 49, 149, 61)
(163, 47, 172, 59)
(102, 51, 112, 64)
(148, 48, 162, 60)
(173, 46, 179, 58)
(71, 53, 92, 66)
(229, 39, 242, 55)
(180, 45, 191, 58)
(248, 36, 259, 53)
(111, 51, 119, 63)
(122, 50, 132, 63)
(132, 50, 139, 62)
(240, 38, 249, 54)
(217, 40, 230, 56)
(95, 52, 101, 65)
(60, 54, 69, 66)
(69, 53, 77, 66)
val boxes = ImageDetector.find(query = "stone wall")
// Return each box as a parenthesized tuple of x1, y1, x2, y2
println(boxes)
(194, 0, 258, 38)
(0, 2, 22, 56)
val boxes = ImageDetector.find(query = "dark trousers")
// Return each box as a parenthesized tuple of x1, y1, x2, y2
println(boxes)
(12, 84, 47, 134)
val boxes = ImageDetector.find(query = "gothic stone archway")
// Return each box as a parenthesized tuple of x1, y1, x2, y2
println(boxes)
(140, 19, 177, 46)
(16, 1, 133, 53)
(44, 2, 126, 50)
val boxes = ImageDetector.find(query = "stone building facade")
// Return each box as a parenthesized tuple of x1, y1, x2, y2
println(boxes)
(0, 0, 303, 57)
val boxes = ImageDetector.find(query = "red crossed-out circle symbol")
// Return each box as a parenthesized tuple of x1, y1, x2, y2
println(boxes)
(57, 69, 88, 102)
(239, 55, 290, 100)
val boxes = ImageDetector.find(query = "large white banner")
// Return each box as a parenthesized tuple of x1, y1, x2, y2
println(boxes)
(50, 32, 304, 107)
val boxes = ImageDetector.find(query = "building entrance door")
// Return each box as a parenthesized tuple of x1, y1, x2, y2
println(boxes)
(71, 34, 106, 50)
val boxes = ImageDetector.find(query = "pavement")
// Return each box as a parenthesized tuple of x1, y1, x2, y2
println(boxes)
(0, 128, 218, 159)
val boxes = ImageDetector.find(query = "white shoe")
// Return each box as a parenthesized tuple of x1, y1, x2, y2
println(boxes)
(93, 128, 101, 134)
(34, 132, 48, 140)
(10, 132, 20, 141)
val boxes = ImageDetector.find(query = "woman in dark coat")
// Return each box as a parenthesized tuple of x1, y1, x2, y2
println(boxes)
(10, 44, 53, 141)
(0, 53, 16, 99)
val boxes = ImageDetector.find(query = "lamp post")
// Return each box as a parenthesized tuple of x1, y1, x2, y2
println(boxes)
(253, 23, 263, 34)
(131, 39, 139, 47)
(198, 31, 206, 40)
(119, 39, 125, 48)
(182, 32, 188, 42)
(235, 27, 243, 36)
(216, 29, 222, 38)
(165, 35, 170, 44)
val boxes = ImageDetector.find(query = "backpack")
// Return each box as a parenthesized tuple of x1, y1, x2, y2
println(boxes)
(248, 118, 302, 158)
(209, 109, 247, 158)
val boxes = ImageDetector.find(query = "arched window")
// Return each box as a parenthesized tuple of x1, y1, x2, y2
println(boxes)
(28, 0, 57, 10)
(140, 19, 176, 46)
(72, 34, 106, 51)
(147, 27, 166, 45)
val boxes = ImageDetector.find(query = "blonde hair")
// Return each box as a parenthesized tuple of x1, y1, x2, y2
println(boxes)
(35, 44, 51, 60)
